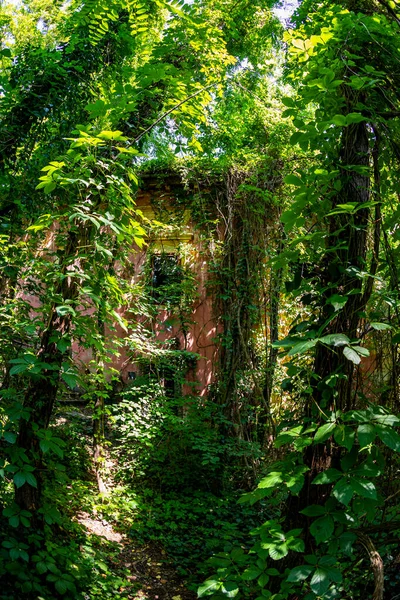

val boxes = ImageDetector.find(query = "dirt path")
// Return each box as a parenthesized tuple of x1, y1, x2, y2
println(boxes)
(76, 505, 197, 599)
(59, 407, 197, 600)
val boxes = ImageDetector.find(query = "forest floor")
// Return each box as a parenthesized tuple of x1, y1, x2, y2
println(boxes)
(76, 510, 196, 600)
(55, 405, 198, 600)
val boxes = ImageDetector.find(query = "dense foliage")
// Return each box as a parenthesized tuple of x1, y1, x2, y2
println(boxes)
(1, 0, 400, 599)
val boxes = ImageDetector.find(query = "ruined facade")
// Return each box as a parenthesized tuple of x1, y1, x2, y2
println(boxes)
(76, 173, 219, 397)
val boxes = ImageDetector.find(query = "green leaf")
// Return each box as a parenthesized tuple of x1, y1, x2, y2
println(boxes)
(9, 515, 19, 528)
(287, 565, 313, 582)
(301, 505, 326, 517)
(314, 422, 336, 444)
(44, 182, 57, 194)
(339, 532, 357, 555)
(258, 472, 283, 489)
(273, 336, 301, 350)
(281, 210, 297, 229)
(352, 346, 370, 357)
(3, 431, 17, 444)
(208, 555, 230, 568)
(310, 568, 331, 596)
(310, 516, 334, 545)
(372, 411, 399, 426)
(358, 423, 376, 448)
(9, 364, 29, 376)
(264, 569, 279, 577)
(375, 425, 400, 452)
(370, 322, 391, 331)
(343, 346, 361, 365)
(332, 478, 354, 506)
(350, 479, 377, 500)
(346, 113, 367, 124)
(324, 566, 342, 584)
(25, 472, 38, 487)
(334, 425, 355, 451)
(287, 537, 305, 553)
(198, 580, 221, 597)
(242, 567, 262, 580)
(319, 333, 350, 347)
(10, 547, 29, 562)
(284, 174, 303, 187)
(61, 372, 78, 388)
(288, 340, 316, 356)
(36, 561, 48, 574)
(313, 468, 342, 485)
(282, 97, 295, 108)
(13, 472, 27, 488)
(230, 547, 246, 562)
(326, 294, 348, 311)
(57, 338, 71, 353)
(269, 543, 288, 560)
(257, 573, 270, 588)
(40, 440, 50, 453)
(55, 580, 68, 595)
(221, 581, 239, 598)
(331, 114, 347, 127)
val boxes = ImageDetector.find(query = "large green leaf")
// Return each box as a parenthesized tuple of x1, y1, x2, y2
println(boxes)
(350, 479, 377, 500)
(370, 322, 391, 331)
(258, 472, 283, 490)
(287, 340, 316, 356)
(13, 472, 27, 488)
(242, 567, 262, 581)
(334, 425, 354, 451)
(9, 364, 29, 376)
(332, 478, 354, 506)
(314, 422, 336, 444)
(301, 505, 326, 517)
(310, 568, 331, 596)
(358, 423, 376, 448)
(319, 333, 350, 346)
(268, 543, 288, 560)
(375, 424, 400, 452)
(310, 515, 334, 545)
(3, 431, 17, 444)
(221, 581, 239, 598)
(287, 565, 313, 582)
(24, 472, 37, 488)
(284, 174, 303, 187)
(55, 580, 68, 595)
(326, 294, 348, 311)
(257, 573, 270, 588)
(198, 579, 222, 597)
(352, 345, 370, 357)
(313, 468, 342, 485)
(343, 346, 361, 365)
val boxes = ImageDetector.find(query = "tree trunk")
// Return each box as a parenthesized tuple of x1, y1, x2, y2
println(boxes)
(15, 312, 71, 511)
(15, 231, 80, 513)
(287, 119, 373, 534)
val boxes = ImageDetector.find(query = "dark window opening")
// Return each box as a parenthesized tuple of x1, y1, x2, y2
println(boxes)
(151, 253, 183, 304)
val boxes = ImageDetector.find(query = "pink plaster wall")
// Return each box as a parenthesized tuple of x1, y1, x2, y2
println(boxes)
(75, 185, 219, 396)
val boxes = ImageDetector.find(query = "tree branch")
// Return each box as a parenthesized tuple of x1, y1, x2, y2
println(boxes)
(361, 124, 381, 307)
(356, 531, 384, 600)
(375, 0, 400, 27)
(133, 83, 215, 144)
